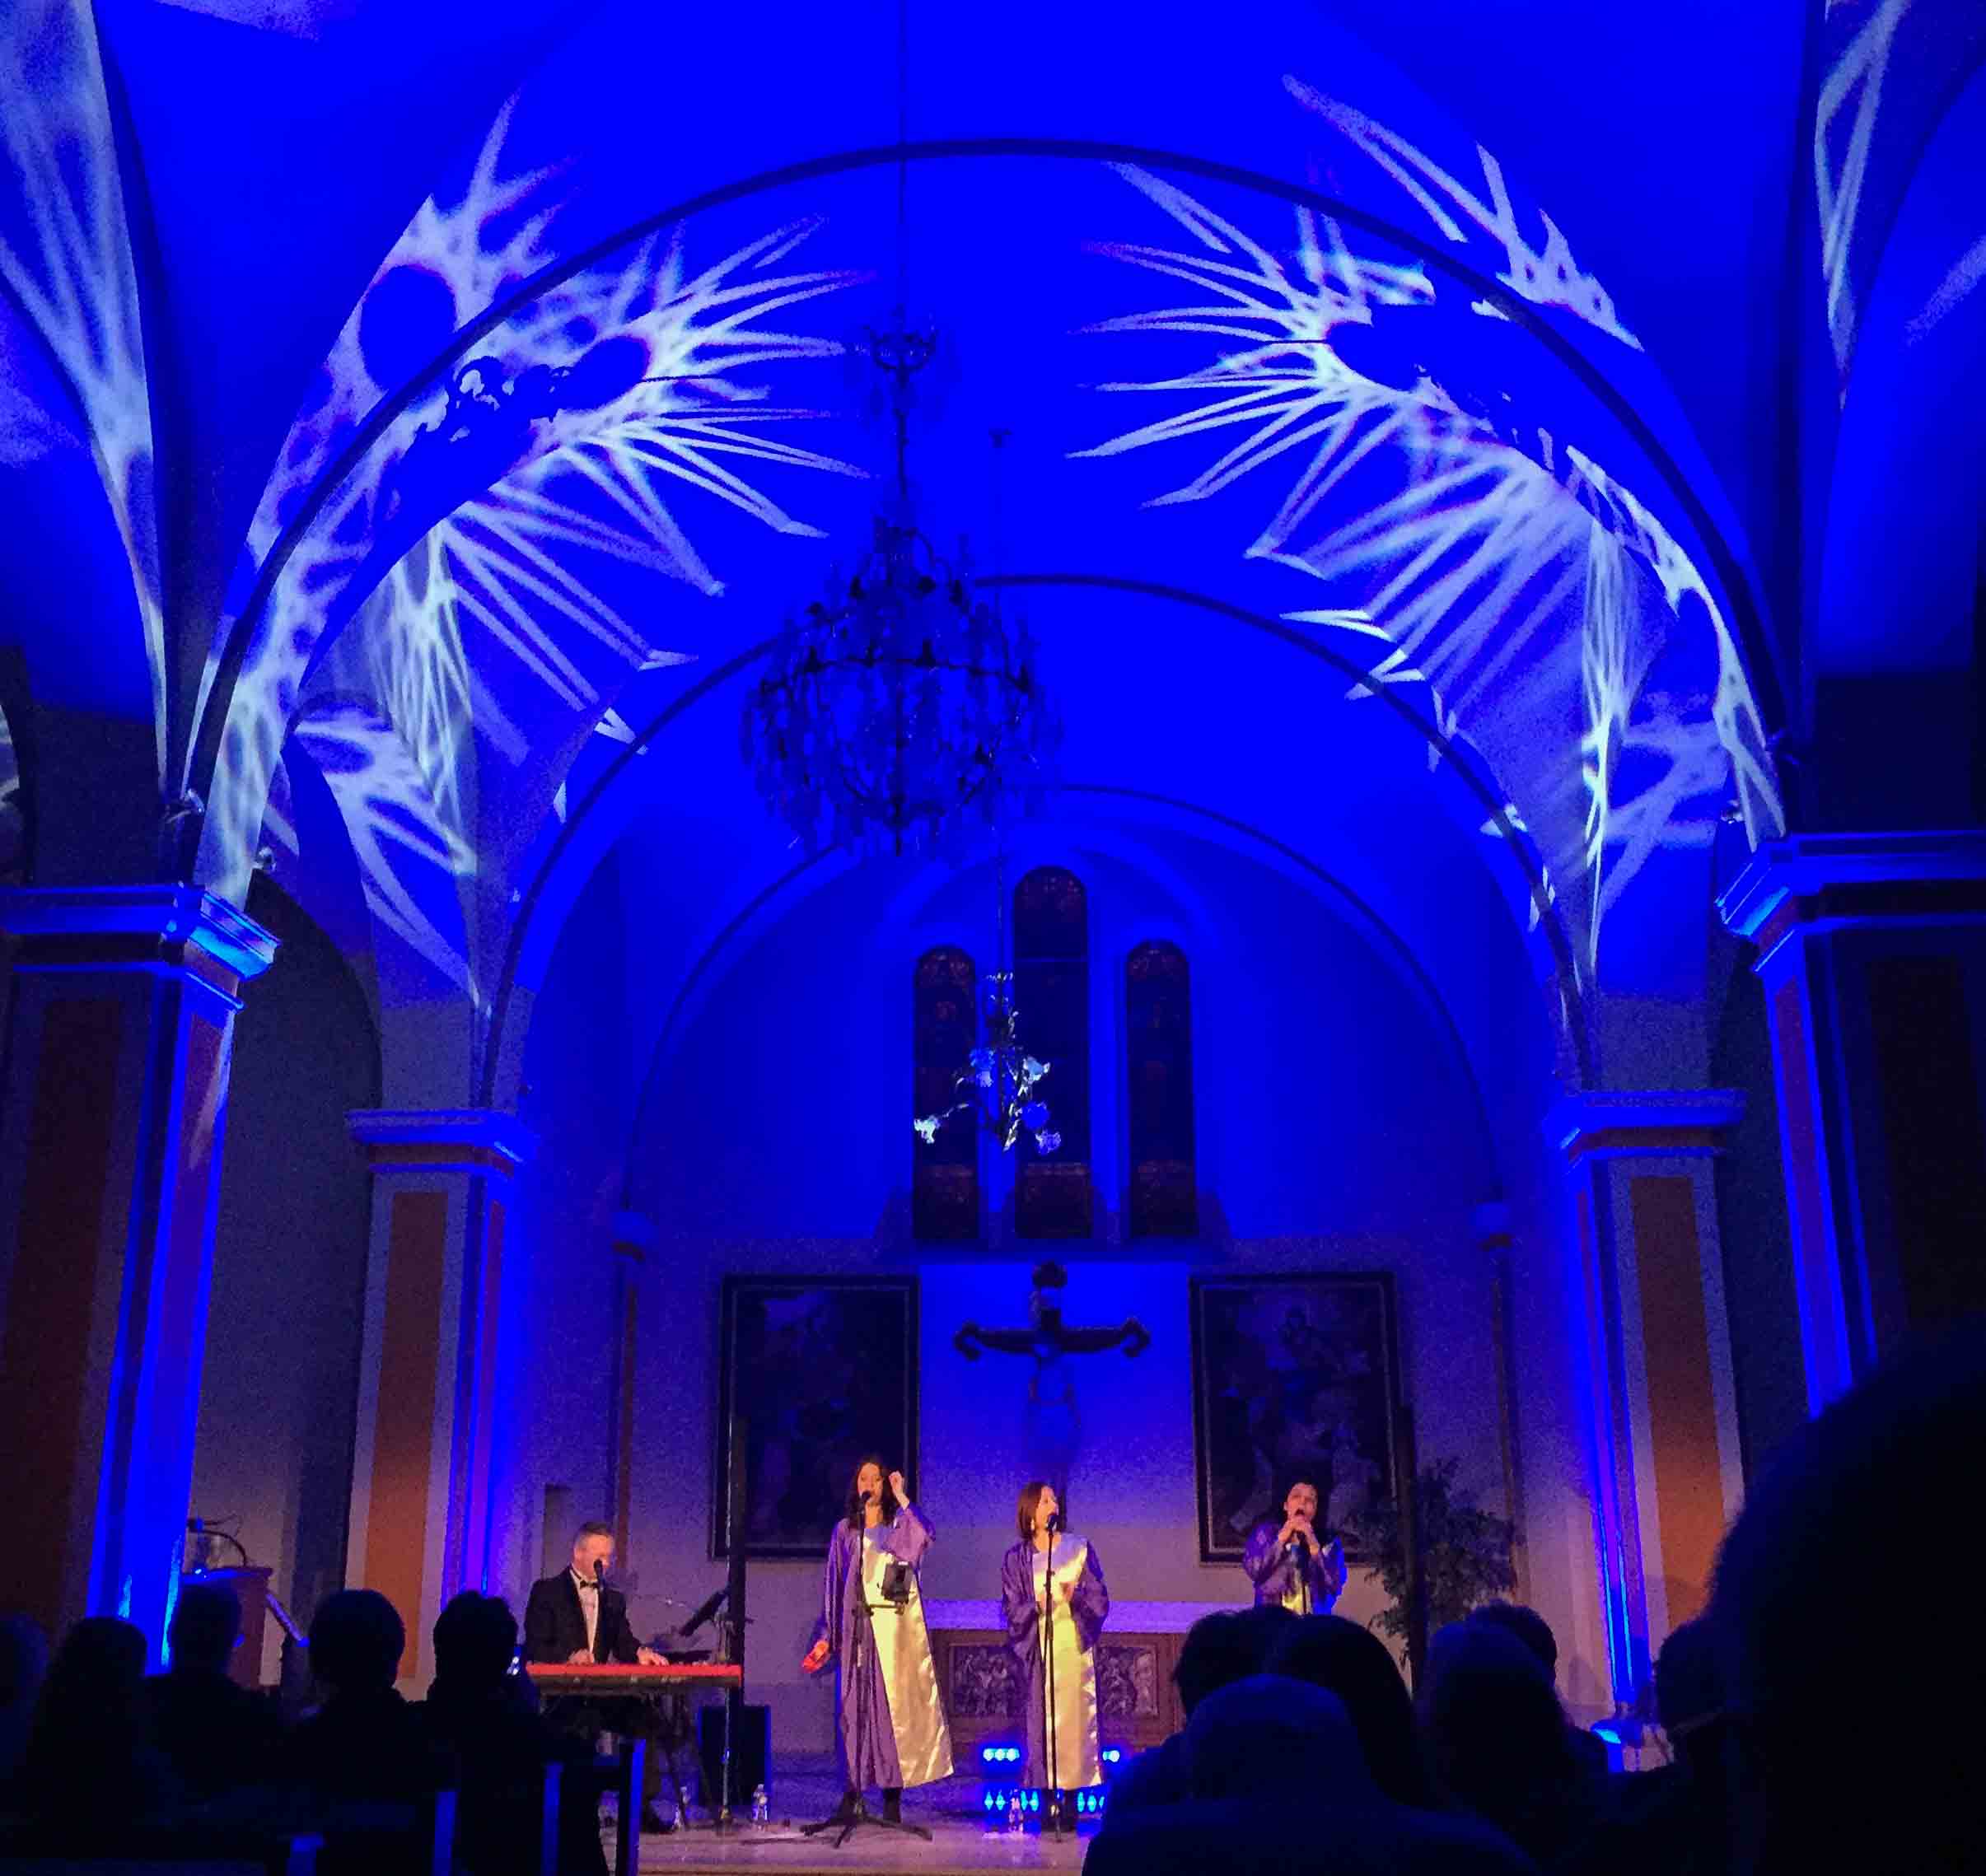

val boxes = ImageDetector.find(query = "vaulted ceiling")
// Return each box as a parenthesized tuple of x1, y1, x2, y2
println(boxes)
(3, 0, 1981, 1101)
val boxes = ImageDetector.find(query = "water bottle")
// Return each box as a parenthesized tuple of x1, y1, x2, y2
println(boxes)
(750, 1785, 769, 1826)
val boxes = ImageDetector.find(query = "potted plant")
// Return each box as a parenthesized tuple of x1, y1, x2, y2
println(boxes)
(1352, 1456, 1516, 1683)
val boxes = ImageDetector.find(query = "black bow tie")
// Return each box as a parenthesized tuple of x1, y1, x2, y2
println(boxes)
(576, 1579, 599, 1593)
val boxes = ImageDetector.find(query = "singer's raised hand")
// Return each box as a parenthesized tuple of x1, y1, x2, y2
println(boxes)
(888, 1471, 908, 1502)
(802, 1638, 830, 1675)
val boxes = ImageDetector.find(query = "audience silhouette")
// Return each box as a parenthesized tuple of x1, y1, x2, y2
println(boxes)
(419, 1589, 605, 1876)
(1465, 1600, 1610, 1795)
(143, 1579, 282, 1800)
(8, 1329, 1982, 1874)
(1105, 1604, 1297, 1818)
(1710, 1323, 1986, 1876)
(14, 1615, 181, 1846)
(1089, 1674, 1534, 1874)
(0, 1612, 48, 1799)
(1422, 1618, 1590, 1866)
(1267, 1613, 1437, 1809)
(285, 1588, 453, 1804)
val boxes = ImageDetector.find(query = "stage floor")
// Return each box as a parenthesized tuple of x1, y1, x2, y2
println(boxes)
(623, 1757, 1096, 1873)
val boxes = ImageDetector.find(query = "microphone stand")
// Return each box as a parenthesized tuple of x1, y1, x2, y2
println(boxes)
(1040, 1523, 1066, 1835)
(803, 1509, 931, 1849)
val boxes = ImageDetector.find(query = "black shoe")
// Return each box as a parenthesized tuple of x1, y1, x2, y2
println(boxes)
(834, 1790, 860, 1823)
(881, 1790, 902, 1825)
(640, 1805, 673, 1834)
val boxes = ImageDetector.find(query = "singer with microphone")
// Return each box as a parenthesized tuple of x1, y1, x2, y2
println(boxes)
(1241, 1478, 1346, 1615)
(523, 1521, 672, 1832)
(1000, 1482, 1109, 1810)
(801, 1457, 953, 1826)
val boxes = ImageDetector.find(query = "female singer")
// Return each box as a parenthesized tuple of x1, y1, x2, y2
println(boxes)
(1242, 1477, 1347, 1615)
(801, 1456, 953, 1822)
(1000, 1481, 1109, 1800)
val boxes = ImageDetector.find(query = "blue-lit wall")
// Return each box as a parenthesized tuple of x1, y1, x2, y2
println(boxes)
(502, 809, 1610, 1750)
(191, 879, 380, 1679)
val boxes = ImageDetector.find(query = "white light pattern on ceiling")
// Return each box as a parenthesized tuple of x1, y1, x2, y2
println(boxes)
(0, 0, 163, 772)
(1906, 230, 1986, 343)
(1288, 81, 1643, 353)
(1079, 131, 1782, 977)
(1815, 0, 1911, 390)
(218, 107, 861, 997)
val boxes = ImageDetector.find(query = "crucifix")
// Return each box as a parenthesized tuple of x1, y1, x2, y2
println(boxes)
(954, 1264, 1150, 1500)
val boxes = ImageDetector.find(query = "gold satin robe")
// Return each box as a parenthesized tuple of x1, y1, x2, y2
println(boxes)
(859, 1528, 954, 1787)
(1030, 1535, 1103, 1789)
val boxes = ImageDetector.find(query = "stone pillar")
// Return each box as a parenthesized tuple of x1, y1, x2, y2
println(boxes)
(0, 885, 277, 1654)
(345, 1108, 535, 1685)
(605, 1210, 652, 1563)
(1550, 1092, 1745, 1703)
(1718, 832, 1986, 1410)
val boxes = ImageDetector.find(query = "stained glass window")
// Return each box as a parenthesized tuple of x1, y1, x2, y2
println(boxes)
(1014, 866, 1091, 1238)
(1127, 940, 1196, 1238)
(913, 947, 979, 1240)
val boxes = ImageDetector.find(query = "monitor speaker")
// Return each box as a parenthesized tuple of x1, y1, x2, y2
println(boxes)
(697, 1703, 769, 1809)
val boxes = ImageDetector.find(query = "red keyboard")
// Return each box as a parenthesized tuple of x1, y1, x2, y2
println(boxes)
(526, 1661, 741, 1693)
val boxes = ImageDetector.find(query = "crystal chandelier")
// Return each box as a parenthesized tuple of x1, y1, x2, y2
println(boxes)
(740, 326, 1059, 860)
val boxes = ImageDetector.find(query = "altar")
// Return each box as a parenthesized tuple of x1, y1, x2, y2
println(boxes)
(922, 1600, 1238, 1755)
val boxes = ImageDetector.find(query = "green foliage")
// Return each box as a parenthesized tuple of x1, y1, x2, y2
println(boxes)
(1353, 1456, 1517, 1642)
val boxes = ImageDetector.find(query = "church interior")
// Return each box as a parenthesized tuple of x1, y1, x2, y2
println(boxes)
(2, 0, 1984, 1869)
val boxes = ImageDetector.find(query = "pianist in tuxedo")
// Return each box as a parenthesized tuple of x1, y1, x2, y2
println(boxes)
(523, 1522, 671, 1832)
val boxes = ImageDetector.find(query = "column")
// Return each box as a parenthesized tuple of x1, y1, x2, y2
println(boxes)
(1718, 832, 1986, 1409)
(605, 1209, 652, 1561)
(1550, 1092, 1745, 1703)
(0, 885, 277, 1654)
(345, 1108, 535, 1685)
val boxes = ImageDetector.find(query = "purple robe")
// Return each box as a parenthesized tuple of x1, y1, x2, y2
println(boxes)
(1001, 1536, 1109, 1787)
(1241, 1519, 1345, 1612)
(810, 1503, 936, 1789)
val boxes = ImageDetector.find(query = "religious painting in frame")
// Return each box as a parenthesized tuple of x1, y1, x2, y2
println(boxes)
(713, 1275, 918, 1560)
(1189, 1272, 1401, 1565)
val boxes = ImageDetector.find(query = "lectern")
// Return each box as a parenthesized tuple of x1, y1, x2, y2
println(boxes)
(178, 1566, 272, 1687)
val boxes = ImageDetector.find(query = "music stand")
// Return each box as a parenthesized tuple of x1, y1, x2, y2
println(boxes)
(801, 1560, 930, 1848)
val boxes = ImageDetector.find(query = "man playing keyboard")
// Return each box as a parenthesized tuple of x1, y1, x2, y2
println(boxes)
(524, 1523, 671, 1833)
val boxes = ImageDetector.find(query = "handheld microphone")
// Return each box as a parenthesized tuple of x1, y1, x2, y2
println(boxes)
(593, 1558, 607, 1585)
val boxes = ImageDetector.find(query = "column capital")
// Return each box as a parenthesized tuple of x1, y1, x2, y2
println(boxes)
(1718, 831, 1986, 965)
(347, 1108, 537, 1177)
(1548, 1090, 1745, 1163)
(0, 883, 278, 996)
